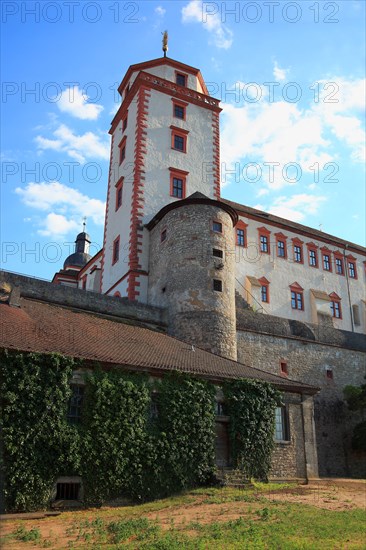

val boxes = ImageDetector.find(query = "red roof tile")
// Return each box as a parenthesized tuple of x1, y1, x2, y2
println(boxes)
(0, 299, 317, 393)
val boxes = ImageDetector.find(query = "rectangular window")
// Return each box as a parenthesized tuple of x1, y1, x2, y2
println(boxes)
(119, 138, 126, 165)
(326, 369, 333, 380)
(122, 115, 128, 131)
(260, 235, 268, 253)
(291, 290, 303, 310)
(213, 279, 222, 292)
(213, 221, 222, 233)
(161, 229, 167, 242)
(275, 406, 290, 441)
(348, 262, 356, 278)
(277, 240, 285, 257)
(169, 168, 188, 199)
(236, 228, 245, 247)
(174, 134, 185, 151)
(176, 72, 187, 86)
(115, 177, 123, 211)
(67, 385, 84, 424)
(213, 248, 223, 258)
(81, 276, 87, 290)
(335, 257, 344, 275)
(323, 254, 331, 271)
(174, 104, 185, 119)
(112, 236, 120, 264)
(294, 245, 302, 263)
(172, 177, 184, 198)
(261, 285, 268, 303)
(309, 249, 317, 267)
(280, 361, 288, 376)
(330, 301, 342, 318)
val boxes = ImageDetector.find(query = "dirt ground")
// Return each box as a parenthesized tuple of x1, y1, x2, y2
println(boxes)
(1, 479, 365, 549)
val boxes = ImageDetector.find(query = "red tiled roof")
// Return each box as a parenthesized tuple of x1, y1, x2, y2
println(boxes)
(0, 298, 317, 393)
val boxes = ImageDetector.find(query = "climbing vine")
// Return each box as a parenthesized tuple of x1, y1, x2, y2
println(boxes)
(0, 350, 81, 512)
(224, 379, 281, 481)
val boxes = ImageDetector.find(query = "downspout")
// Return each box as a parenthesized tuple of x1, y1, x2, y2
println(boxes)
(343, 244, 354, 332)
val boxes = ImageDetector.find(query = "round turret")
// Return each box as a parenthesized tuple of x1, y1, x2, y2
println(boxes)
(147, 193, 238, 360)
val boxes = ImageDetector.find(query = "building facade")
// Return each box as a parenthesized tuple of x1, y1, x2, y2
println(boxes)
(50, 54, 365, 478)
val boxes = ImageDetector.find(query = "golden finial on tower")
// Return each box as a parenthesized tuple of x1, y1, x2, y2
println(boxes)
(162, 30, 168, 57)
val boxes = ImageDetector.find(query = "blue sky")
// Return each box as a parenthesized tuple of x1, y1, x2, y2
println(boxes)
(1, 0, 365, 280)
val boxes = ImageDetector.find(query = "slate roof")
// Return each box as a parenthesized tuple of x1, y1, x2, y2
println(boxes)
(0, 298, 317, 394)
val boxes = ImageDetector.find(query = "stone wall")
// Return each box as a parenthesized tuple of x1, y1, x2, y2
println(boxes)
(270, 392, 307, 479)
(236, 308, 366, 477)
(0, 271, 167, 331)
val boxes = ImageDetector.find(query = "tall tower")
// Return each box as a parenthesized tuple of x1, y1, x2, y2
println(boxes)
(100, 54, 222, 302)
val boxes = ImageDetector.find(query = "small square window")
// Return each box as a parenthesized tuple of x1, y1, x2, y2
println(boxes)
(213, 248, 223, 258)
(213, 279, 222, 292)
(213, 221, 222, 233)
(176, 73, 187, 86)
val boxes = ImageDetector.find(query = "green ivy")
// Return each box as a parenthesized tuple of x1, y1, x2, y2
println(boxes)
(0, 350, 80, 512)
(224, 379, 281, 481)
(1, 350, 280, 511)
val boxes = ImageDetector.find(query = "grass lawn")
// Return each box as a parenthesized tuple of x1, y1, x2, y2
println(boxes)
(1, 483, 365, 549)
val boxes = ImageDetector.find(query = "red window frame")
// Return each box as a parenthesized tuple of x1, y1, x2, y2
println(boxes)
(334, 251, 344, 275)
(175, 71, 188, 86)
(290, 282, 304, 311)
(236, 220, 248, 247)
(112, 235, 120, 265)
(172, 98, 187, 121)
(292, 238, 304, 264)
(321, 247, 332, 272)
(329, 292, 342, 319)
(118, 136, 127, 165)
(258, 227, 271, 254)
(307, 243, 318, 268)
(170, 125, 189, 153)
(115, 176, 124, 211)
(258, 276, 270, 303)
(275, 232, 287, 259)
(169, 167, 188, 199)
(347, 256, 358, 279)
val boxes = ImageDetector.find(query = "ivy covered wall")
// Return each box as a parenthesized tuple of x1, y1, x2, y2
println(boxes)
(0, 350, 280, 512)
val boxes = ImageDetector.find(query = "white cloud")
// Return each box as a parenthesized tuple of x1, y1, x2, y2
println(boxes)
(58, 86, 104, 120)
(182, 0, 233, 49)
(155, 6, 166, 16)
(220, 76, 365, 189)
(15, 181, 106, 238)
(265, 194, 327, 222)
(273, 61, 289, 82)
(35, 123, 110, 163)
(38, 213, 80, 238)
